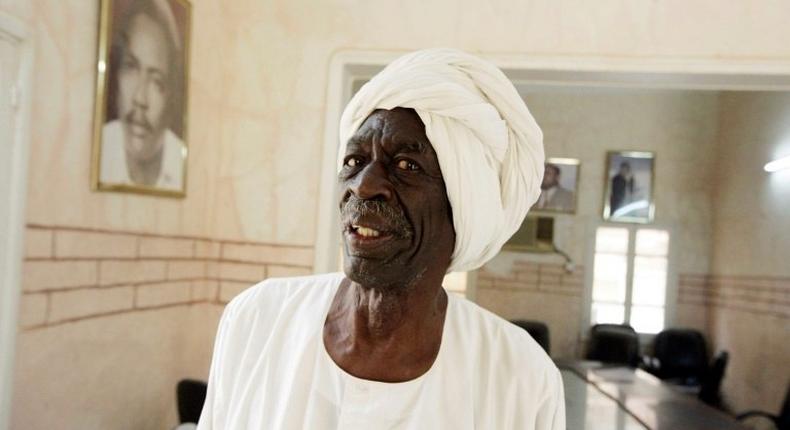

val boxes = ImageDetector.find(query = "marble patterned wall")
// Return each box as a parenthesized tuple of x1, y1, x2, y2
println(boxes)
(476, 255, 585, 358)
(5, 0, 314, 427)
(12, 224, 311, 428)
(18, 224, 312, 330)
(5, 0, 790, 427)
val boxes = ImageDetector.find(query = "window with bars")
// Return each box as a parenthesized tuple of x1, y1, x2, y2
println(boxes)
(590, 226, 670, 334)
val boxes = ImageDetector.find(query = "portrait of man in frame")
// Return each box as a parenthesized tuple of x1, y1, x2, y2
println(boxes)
(91, 0, 191, 197)
(603, 151, 656, 223)
(531, 157, 580, 214)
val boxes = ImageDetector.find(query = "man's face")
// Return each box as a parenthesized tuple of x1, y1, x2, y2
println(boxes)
(116, 13, 170, 162)
(619, 164, 631, 176)
(541, 165, 559, 190)
(338, 108, 456, 289)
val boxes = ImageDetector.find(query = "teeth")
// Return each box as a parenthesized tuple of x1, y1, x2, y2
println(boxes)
(353, 225, 380, 237)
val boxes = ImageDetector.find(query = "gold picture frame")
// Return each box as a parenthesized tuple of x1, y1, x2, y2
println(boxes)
(602, 151, 656, 223)
(91, 0, 192, 198)
(531, 157, 581, 215)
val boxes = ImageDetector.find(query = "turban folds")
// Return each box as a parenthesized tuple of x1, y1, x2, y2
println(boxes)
(338, 49, 544, 273)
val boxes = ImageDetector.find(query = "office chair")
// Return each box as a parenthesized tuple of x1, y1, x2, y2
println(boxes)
(585, 323, 640, 367)
(650, 328, 709, 385)
(177, 379, 208, 424)
(698, 351, 729, 409)
(737, 384, 790, 430)
(510, 319, 551, 354)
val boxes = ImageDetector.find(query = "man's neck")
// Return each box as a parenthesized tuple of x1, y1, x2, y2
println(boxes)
(323, 273, 448, 382)
(351, 277, 446, 341)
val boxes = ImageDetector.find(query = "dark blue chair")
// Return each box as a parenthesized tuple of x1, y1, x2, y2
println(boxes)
(585, 323, 640, 367)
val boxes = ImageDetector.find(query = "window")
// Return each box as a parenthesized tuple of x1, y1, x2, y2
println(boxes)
(590, 226, 670, 334)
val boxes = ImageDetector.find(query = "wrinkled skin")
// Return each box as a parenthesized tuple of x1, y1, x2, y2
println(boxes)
(323, 108, 456, 382)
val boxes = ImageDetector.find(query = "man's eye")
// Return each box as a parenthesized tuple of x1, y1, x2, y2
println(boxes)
(344, 157, 361, 168)
(396, 159, 420, 171)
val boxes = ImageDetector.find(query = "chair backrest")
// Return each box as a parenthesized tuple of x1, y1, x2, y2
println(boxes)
(177, 379, 208, 424)
(736, 383, 790, 429)
(510, 320, 551, 354)
(698, 351, 729, 408)
(585, 323, 640, 367)
(653, 328, 708, 382)
(779, 384, 790, 430)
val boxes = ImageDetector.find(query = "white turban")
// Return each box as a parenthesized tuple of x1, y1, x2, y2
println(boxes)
(338, 48, 544, 273)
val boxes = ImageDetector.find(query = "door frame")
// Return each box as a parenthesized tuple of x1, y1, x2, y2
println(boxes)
(0, 10, 34, 430)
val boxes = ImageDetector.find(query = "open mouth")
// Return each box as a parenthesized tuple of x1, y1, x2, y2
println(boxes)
(340, 197, 413, 254)
(350, 224, 384, 238)
(347, 223, 395, 240)
(345, 223, 398, 253)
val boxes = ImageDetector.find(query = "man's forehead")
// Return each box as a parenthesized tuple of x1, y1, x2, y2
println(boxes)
(124, 13, 169, 61)
(349, 109, 431, 151)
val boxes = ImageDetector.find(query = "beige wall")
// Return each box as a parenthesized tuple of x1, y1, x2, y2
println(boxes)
(4, 0, 790, 428)
(6, 1, 312, 428)
(707, 92, 790, 413)
(476, 89, 721, 358)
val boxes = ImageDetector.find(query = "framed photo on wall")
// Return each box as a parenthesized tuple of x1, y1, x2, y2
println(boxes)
(603, 151, 655, 223)
(91, 0, 192, 197)
(531, 157, 580, 214)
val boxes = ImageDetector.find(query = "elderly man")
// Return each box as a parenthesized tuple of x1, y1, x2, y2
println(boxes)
(197, 49, 565, 429)
(99, 0, 185, 190)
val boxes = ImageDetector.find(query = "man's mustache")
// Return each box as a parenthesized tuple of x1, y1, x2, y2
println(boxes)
(341, 196, 412, 239)
(124, 110, 153, 134)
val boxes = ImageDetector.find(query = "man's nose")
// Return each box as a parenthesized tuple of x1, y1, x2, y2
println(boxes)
(132, 75, 149, 108)
(348, 160, 393, 202)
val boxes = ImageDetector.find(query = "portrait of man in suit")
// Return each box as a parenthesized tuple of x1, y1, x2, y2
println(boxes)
(604, 151, 655, 223)
(533, 161, 578, 213)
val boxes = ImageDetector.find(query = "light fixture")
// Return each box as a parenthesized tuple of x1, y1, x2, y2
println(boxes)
(764, 155, 790, 173)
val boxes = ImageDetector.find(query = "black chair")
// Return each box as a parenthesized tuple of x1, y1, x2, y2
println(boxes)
(698, 351, 729, 409)
(649, 328, 709, 385)
(177, 379, 208, 424)
(737, 385, 790, 430)
(585, 323, 640, 367)
(510, 320, 551, 354)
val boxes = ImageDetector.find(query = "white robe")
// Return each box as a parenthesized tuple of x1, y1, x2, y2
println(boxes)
(197, 273, 565, 429)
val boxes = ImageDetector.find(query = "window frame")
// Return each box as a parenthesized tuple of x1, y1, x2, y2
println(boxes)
(581, 220, 678, 344)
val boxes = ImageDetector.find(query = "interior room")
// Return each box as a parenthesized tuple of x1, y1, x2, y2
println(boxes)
(1, 1, 788, 429)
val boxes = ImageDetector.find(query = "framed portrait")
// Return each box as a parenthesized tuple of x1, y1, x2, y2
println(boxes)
(91, 0, 192, 197)
(603, 151, 655, 223)
(531, 157, 580, 214)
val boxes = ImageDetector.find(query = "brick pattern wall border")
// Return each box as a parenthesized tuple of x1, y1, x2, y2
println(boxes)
(678, 273, 790, 319)
(477, 261, 585, 297)
(18, 224, 314, 330)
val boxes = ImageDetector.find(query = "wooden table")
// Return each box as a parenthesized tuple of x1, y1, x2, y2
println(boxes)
(557, 360, 748, 430)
